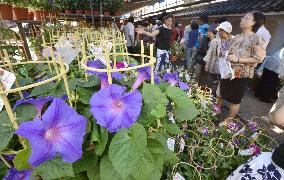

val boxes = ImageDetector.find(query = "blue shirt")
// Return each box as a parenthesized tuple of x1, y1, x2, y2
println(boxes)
(259, 50, 281, 74)
(187, 29, 199, 48)
(195, 23, 209, 48)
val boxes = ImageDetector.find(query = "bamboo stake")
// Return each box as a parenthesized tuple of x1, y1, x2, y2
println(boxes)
(141, 40, 144, 64)
(150, 44, 154, 84)
(58, 55, 72, 107)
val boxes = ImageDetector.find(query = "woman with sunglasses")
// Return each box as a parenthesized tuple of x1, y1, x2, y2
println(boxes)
(220, 12, 266, 126)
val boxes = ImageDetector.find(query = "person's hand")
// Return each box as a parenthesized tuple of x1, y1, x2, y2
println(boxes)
(204, 64, 209, 72)
(135, 28, 144, 35)
(228, 54, 238, 63)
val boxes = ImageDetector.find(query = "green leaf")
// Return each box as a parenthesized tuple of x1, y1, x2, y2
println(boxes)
(131, 149, 155, 180)
(18, 77, 33, 87)
(109, 124, 147, 178)
(166, 86, 199, 121)
(13, 146, 31, 171)
(91, 123, 100, 142)
(34, 157, 74, 180)
(29, 82, 57, 97)
(142, 84, 168, 119)
(87, 165, 100, 180)
(100, 156, 122, 180)
(78, 75, 100, 88)
(95, 127, 108, 156)
(73, 150, 97, 174)
(158, 82, 170, 92)
(15, 104, 37, 123)
(0, 111, 14, 151)
(68, 78, 82, 91)
(77, 87, 93, 104)
(148, 132, 168, 147)
(161, 120, 182, 135)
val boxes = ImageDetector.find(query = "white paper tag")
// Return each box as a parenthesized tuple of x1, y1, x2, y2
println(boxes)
(173, 172, 185, 180)
(0, 69, 16, 111)
(167, 138, 175, 151)
(233, 127, 246, 137)
(250, 132, 259, 141)
(185, 74, 190, 82)
(238, 148, 254, 156)
(200, 98, 207, 108)
(56, 47, 79, 65)
(179, 138, 185, 152)
(42, 46, 53, 58)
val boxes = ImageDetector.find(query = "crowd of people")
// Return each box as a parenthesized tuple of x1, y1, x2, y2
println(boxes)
(119, 11, 284, 179)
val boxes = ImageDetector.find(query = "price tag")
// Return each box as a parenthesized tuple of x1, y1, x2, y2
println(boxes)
(200, 98, 207, 108)
(185, 74, 190, 81)
(0, 69, 16, 111)
(250, 132, 259, 141)
(173, 172, 185, 180)
(167, 138, 175, 151)
(56, 47, 80, 65)
(233, 127, 246, 137)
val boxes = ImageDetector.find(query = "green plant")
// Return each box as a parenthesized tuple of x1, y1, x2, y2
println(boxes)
(0, 0, 12, 5)
(10, 0, 29, 8)
(111, 0, 123, 12)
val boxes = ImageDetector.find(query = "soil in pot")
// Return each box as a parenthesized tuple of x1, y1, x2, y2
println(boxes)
(0, 4, 13, 20)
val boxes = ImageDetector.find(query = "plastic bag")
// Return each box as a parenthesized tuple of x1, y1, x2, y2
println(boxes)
(218, 57, 234, 79)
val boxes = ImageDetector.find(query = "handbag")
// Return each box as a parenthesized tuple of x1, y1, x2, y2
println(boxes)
(218, 57, 234, 79)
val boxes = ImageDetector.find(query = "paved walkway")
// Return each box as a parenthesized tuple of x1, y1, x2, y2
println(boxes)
(223, 88, 284, 145)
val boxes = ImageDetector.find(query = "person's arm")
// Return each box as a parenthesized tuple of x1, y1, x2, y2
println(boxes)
(203, 41, 215, 72)
(136, 28, 160, 37)
(228, 45, 266, 64)
(198, 33, 203, 49)
(128, 25, 135, 46)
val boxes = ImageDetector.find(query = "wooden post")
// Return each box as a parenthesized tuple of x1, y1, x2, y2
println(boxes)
(141, 40, 144, 64)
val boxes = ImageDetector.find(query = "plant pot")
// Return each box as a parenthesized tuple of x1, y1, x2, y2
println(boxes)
(0, 4, 13, 20)
(75, 10, 83, 14)
(114, 11, 121, 16)
(171, 55, 178, 62)
(33, 10, 43, 20)
(12, 7, 28, 20)
(94, 10, 99, 16)
(103, 11, 110, 16)
(65, 10, 73, 14)
(28, 11, 34, 20)
(84, 10, 91, 14)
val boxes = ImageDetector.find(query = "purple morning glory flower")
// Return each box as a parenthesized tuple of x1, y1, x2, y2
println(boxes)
(163, 73, 189, 90)
(3, 168, 32, 180)
(90, 84, 142, 132)
(250, 144, 261, 156)
(232, 140, 240, 146)
(13, 96, 54, 118)
(202, 127, 208, 136)
(228, 122, 239, 132)
(4, 154, 15, 161)
(132, 67, 160, 90)
(248, 122, 258, 132)
(16, 98, 87, 167)
(87, 60, 124, 89)
(212, 104, 221, 114)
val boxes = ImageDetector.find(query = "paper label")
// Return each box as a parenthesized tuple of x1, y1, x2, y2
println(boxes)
(179, 137, 185, 152)
(0, 69, 16, 111)
(233, 127, 246, 137)
(238, 148, 254, 156)
(167, 138, 175, 151)
(56, 47, 80, 65)
(173, 172, 185, 180)
(200, 98, 207, 108)
(250, 132, 259, 141)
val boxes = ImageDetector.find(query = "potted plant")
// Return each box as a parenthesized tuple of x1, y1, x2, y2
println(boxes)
(62, 0, 75, 14)
(93, 0, 99, 16)
(0, 0, 13, 20)
(11, 0, 29, 20)
(75, 0, 83, 14)
(103, 0, 110, 16)
(169, 41, 184, 62)
(111, 0, 123, 16)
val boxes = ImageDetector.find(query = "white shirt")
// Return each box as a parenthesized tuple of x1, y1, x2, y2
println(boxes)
(123, 22, 135, 47)
(256, 25, 271, 49)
